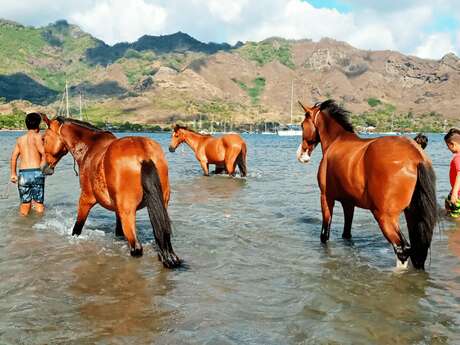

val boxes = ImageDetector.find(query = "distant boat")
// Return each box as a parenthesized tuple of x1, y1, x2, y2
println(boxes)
(261, 122, 276, 135)
(277, 124, 302, 136)
(278, 80, 302, 136)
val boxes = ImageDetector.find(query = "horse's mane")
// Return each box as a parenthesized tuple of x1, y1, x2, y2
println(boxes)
(319, 99, 354, 133)
(174, 124, 211, 136)
(56, 116, 112, 134)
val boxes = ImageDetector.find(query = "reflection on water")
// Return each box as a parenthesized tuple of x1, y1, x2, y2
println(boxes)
(71, 254, 175, 344)
(174, 175, 247, 204)
(0, 132, 459, 344)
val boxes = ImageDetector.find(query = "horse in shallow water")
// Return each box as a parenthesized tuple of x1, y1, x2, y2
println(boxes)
(296, 100, 437, 270)
(168, 125, 247, 177)
(41, 115, 181, 268)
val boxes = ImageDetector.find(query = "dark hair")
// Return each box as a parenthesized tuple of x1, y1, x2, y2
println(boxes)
(444, 128, 460, 143)
(25, 112, 42, 130)
(414, 133, 428, 149)
(319, 99, 354, 132)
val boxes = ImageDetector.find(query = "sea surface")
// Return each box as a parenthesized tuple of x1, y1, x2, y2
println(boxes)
(0, 132, 459, 345)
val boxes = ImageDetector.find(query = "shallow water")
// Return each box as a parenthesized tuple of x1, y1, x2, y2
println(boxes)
(0, 132, 459, 345)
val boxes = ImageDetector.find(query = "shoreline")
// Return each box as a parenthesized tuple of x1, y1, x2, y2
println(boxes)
(0, 128, 447, 135)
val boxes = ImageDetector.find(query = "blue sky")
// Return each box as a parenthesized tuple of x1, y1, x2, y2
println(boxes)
(307, 0, 352, 13)
(0, 0, 459, 59)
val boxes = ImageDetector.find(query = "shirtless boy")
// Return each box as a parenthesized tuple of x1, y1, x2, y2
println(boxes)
(10, 113, 46, 216)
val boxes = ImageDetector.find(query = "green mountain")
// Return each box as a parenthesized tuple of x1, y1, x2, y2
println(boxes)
(86, 31, 239, 66)
(0, 19, 99, 102)
(0, 19, 236, 103)
(0, 18, 458, 132)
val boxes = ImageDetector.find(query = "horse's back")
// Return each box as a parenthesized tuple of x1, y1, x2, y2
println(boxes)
(365, 136, 427, 211)
(107, 136, 166, 162)
(103, 136, 170, 207)
(325, 135, 427, 210)
(365, 136, 427, 172)
(221, 133, 246, 150)
(204, 134, 246, 163)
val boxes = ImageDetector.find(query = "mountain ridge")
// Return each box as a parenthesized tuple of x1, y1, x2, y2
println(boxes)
(0, 18, 459, 131)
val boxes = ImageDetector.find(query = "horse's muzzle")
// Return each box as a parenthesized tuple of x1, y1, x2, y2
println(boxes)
(168, 146, 176, 153)
(41, 163, 55, 176)
(296, 143, 311, 164)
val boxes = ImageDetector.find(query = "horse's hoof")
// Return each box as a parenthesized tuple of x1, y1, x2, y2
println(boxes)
(320, 233, 329, 243)
(342, 233, 352, 240)
(158, 252, 182, 268)
(130, 245, 143, 257)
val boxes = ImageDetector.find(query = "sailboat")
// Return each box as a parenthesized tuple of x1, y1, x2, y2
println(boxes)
(261, 121, 275, 135)
(381, 112, 400, 135)
(56, 80, 86, 121)
(277, 80, 302, 136)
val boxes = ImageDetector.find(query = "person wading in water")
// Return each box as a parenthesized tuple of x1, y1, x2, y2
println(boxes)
(10, 113, 46, 216)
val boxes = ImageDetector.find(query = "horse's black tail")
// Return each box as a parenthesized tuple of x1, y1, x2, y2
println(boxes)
(406, 162, 437, 270)
(236, 144, 247, 177)
(141, 160, 181, 268)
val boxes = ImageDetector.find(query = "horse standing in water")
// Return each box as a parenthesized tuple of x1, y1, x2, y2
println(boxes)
(41, 115, 181, 268)
(296, 100, 437, 269)
(169, 125, 247, 177)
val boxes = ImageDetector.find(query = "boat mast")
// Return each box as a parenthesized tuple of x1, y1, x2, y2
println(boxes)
(391, 112, 394, 132)
(65, 80, 70, 118)
(79, 91, 83, 121)
(290, 80, 294, 124)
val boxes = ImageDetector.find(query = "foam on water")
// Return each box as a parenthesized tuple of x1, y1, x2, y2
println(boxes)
(33, 207, 107, 241)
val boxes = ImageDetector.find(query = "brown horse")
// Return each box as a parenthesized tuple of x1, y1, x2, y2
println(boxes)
(297, 100, 437, 269)
(168, 125, 247, 177)
(41, 115, 181, 268)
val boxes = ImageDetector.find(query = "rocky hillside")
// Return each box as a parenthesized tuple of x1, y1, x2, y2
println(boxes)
(0, 19, 459, 130)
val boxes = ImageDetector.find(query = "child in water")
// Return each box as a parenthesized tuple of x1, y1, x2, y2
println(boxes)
(414, 133, 428, 149)
(10, 113, 46, 216)
(445, 128, 460, 218)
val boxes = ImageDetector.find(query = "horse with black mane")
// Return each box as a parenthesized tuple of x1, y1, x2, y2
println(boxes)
(169, 124, 247, 177)
(41, 115, 181, 268)
(297, 100, 437, 269)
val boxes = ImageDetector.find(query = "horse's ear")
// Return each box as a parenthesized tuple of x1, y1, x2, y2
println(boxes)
(172, 124, 178, 132)
(40, 113, 51, 128)
(298, 101, 312, 115)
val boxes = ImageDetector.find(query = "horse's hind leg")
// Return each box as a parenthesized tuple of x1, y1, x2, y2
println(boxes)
(224, 149, 239, 176)
(373, 211, 411, 266)
(117, 207, 143, 257)
(214, 164, 226, 174)
(115, 213, 124, 237)
(341, 201, 354, 239)
(320, 194, 335, 243)
(236, 150, 247, 177)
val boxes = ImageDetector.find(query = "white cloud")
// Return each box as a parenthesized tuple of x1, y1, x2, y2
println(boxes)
(71, 0, 167, 44)
(413, 32, 456, 59)
(0, 0, 458, 59)
(206, 0, 247, 23)
(227, 1, 356, 43)
(347, 24, 396, 51)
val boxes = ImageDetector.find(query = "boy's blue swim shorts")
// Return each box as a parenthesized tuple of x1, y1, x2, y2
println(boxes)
(18, 168, 45, 204)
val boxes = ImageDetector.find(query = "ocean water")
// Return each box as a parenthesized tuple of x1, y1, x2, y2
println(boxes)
(0, 132, 458, 345)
